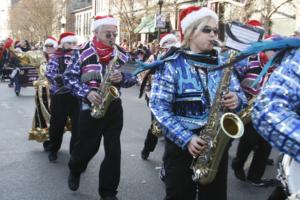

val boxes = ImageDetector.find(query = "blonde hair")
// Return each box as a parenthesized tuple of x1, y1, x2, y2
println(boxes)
(181, 16, 216, 48)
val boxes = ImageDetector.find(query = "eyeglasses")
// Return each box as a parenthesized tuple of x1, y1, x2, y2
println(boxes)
(202, 26, 218, 35)
(45, 45, 54, 48)
(103, 32, 118, 39)
(65, 42, 77, 45)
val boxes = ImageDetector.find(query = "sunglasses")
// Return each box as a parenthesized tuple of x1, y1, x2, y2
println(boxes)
(202, 26, 218, 35)
(65, 42, 77, 45)
(104, 32, 118, 39)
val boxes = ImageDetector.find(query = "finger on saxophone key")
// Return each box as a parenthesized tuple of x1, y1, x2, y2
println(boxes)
(109, 70, 123, 83)
(87, 91, 102, 106)
(188, 135, 207, 156)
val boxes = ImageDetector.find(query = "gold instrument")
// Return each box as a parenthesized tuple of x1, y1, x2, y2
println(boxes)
(8, 47, 46, 68)
(28, 61, 52, 142)
(239, 97, 256, 125)
(191, 52, 244, 184)
(90, 44, 120, 119)
(151, 119, 163, 137)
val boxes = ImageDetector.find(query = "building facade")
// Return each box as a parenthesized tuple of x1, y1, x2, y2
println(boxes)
(73, 6, 93, 42)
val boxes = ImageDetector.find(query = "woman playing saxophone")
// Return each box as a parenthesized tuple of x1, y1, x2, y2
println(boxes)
(149, 6, 247, 200)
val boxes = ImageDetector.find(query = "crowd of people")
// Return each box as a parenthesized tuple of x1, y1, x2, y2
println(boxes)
(0, 5, 300, 200)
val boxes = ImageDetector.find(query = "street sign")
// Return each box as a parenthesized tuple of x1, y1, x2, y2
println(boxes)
(154, 13, 166, 29)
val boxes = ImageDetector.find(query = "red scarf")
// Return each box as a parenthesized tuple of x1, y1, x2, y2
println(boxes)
(92, 36, 113, 64)
(0, 49, 4, 61)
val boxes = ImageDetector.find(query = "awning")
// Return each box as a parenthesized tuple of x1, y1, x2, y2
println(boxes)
(134, 16, 155, 34)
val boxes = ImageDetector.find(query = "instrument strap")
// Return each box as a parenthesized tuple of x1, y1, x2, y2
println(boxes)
(195, 66, 211, 109)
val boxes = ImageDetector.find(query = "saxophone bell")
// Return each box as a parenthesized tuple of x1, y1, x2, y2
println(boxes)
(220, 112, 244, 139)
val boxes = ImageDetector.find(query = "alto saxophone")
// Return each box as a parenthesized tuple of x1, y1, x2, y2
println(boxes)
(239, 97, 256, 125)
(90, 44, 120, 119)
(191, 51, 244, 184)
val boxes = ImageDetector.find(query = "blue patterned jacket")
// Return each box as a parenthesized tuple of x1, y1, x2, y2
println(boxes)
(252, 47, 300, 162)
(149, 50, 247, 149)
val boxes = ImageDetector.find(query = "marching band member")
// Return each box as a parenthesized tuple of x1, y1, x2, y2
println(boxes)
(64, 15, 136, 200)
(149, 6, 246, 200)
(231, 30, 281, 186)
(10, 39, 31, 95)
(140, 33, 180, 160)
(45, 32, 79, 162)
(28, 36, 58, 151)
(252, 39, 300, 200)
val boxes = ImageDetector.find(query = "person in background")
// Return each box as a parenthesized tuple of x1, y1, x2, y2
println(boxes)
(45, 32, 79, 162)
(140, 33, 180, 160)
(0, 39, 10, 80)
(9, 39, 31, 95)
(28, 36, 58, 152)
(231, 20, 277, 187)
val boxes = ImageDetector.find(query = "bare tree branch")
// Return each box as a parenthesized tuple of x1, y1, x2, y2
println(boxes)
(267, 0, 293, 18)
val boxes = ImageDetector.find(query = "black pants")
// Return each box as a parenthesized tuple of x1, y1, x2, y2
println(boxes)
(163, 137, 228, 200)
(48, 93, 79, 153)
(142, 112, 158, 152)
(268, 186, 287, 200)
(69, 99, 123, 198)
(233, 122, 272, 181)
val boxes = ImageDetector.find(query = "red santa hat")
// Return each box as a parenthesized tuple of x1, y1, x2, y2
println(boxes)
(58, 32, 77, 45)
(246, 19, 263, 28)
(159, 33, 180, 49)
(92, 15, 118, 31)
(179, 6, 218, 40)
(44, 36, 58, 48)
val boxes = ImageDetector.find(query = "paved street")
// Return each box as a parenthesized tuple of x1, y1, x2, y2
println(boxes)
(0, 82, 278, 200)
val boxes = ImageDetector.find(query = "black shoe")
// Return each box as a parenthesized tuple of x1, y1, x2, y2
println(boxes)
(266, 158, 274, 166)
(15, 91, 20, 96)
(68, 173, 80, 191)
(100, 196, 118, 200)
(159, 166, 166, 183)
(48, 152, 57, 162)
(248, 178, 277, 187)
(231, 159, 246, 181)
(141, 149, 150, 160)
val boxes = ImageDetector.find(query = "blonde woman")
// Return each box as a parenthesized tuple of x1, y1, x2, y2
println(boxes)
(149, 6, 247, 200)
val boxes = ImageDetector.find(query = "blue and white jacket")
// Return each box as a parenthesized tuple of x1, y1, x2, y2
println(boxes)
(252, 47, 300, 162)
(149, 49, 247, 149)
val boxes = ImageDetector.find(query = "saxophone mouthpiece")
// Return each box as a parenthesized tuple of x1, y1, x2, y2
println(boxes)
(211, 40, 220, 47)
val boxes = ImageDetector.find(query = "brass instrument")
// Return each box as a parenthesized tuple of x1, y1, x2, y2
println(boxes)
(151, 119, 163, 137)
(239, 97, 256, 125)
(90, 44, 120, 119)
(8, 47, 46, 68)
(191, 52, 244, 184)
